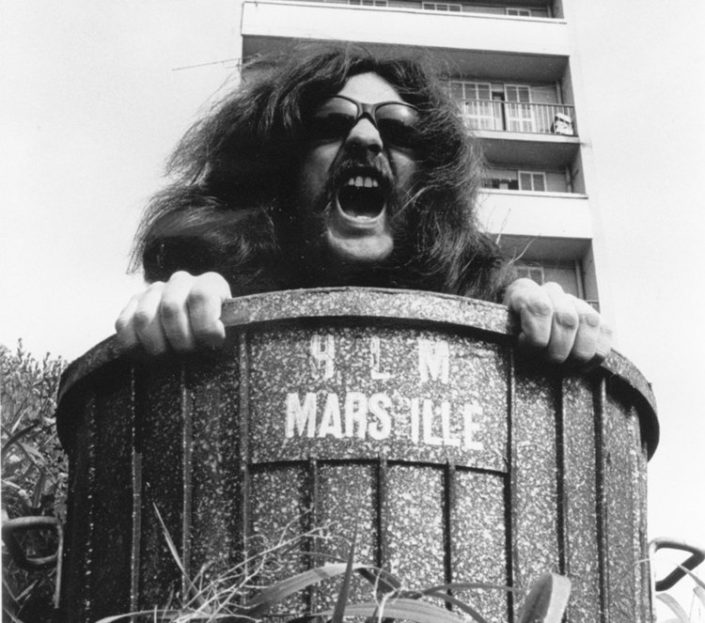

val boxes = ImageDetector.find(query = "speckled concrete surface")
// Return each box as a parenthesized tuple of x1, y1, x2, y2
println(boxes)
(56, 289, 658, 622)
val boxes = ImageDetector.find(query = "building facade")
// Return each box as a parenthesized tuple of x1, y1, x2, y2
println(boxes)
(237, 0, 607, 310)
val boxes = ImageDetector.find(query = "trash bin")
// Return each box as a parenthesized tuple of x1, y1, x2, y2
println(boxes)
(56, 288, 658, 622)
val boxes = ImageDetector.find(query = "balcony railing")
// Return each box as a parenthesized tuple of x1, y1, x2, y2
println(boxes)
(457, 100, 576, 136)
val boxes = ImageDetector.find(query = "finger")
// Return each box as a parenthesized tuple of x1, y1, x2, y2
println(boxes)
(159, 271, 197, 352)
(595, 321, 613, 362)
(186, 272, 232, 348)
(115, 294, 141, 352)
(542, 283, 579, 364)
(132, 282, 169, 355)
(504, 278, 552, 350)
(569, 298, 601, 364)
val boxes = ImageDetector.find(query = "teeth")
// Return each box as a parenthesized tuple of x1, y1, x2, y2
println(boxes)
(345, 176, 379, 188)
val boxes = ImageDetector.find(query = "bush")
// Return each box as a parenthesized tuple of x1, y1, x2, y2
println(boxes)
(1, 341, 67, 621)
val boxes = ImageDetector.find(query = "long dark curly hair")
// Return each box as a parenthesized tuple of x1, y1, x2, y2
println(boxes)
(131, 42, 507, 300)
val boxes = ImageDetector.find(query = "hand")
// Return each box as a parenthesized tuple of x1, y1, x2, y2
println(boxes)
(503, 278, 612, 365)
(115, 271, 232, 355)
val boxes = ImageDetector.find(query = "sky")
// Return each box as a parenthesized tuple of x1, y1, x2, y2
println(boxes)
(1, 0, 704, 613)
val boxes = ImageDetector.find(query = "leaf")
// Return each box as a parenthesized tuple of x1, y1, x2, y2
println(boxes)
(421, 581, 515, 594)
(95, 609, 184, 622)
(356, 566, 402, 596)
(153, 504, 203, 607)
(656, 594, 690, 623)
(331, 529, 357, 623)
(1, 422, 40, 454)
(421, 590, 491, 623)
(247, 563, 363, 616)
(314, 598, 467, 623)
(516, 573, 571, 623)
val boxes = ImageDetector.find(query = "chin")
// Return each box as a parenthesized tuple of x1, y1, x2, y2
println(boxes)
(324, 230, 394, 265)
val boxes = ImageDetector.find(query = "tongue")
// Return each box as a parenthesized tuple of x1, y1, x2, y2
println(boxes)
(338, 186, 384, 218)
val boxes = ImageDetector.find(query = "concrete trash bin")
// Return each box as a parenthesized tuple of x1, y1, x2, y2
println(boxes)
(56, 287, 658, 622)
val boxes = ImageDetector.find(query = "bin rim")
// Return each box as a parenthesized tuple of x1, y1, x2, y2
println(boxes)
(57, 286, 659, 457)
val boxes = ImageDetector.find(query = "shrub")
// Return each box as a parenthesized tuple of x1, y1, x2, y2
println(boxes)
(1, 341, 67, 621)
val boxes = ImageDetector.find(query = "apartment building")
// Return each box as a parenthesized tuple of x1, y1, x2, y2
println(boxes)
(237, 0, 604, 309)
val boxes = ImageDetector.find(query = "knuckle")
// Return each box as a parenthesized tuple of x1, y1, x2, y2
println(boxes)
(579, 309, 601, 328)
(159, 297, 182, 321)
(202, 272, 232, 295)
(522, 298, 552, 318)
(168, 271, 195, 286)
(187, 285, 212, 306)
(512, 277, 538, 290)
(132, 309, 153, 331)
(115, 314, 129, 333)
(188, 279, 224, 305)
(554, 309, 579, 330)
(541, 281, 564, 294)
(504, 277, 536, 303)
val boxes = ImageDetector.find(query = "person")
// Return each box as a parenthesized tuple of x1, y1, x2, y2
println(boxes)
(115, 44, 611, 364)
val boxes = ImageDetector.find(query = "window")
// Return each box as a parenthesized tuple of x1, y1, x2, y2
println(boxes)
(423, 2, 462, 10)
(506, 7, 532, 17)
(518, 171, 546, 192)
(504, 85, 535, 132)
(449, 80, 499, 130)
(515, 264, 545, 284)
(347, 0, 388, 6)
(514, 261, 585, 299)
(482, 168, 518, 190)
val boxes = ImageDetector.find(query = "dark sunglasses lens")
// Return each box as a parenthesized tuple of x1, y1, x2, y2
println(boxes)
(309, 99, 357, 141)
(376, 103, 420, 147)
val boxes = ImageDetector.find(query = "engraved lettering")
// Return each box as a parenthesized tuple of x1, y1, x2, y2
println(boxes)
(319, 393, 343, 438)
(369, 337, 392, 380)
(368, 393, 392, 440)
(285, 392, 317, 438)
(410, 398, 420, 443)
(463, 401, 484, 451)
(344, 392, 368, 439)
(440, 401, 460, 447)
(418, 339, 450, 384)
(422, 399, 443, 445)
(310, 334, 335, 379)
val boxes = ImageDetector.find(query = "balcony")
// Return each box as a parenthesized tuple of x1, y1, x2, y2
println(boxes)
(477, 188, 591, 241)
(459, 99, 576, 136)
(241, 0, 571, 80)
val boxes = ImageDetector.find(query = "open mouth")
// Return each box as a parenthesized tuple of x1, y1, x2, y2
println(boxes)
(335, 173, 386, 222)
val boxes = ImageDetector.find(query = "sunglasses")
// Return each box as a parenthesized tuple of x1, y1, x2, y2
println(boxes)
(308, 95, 421, 149)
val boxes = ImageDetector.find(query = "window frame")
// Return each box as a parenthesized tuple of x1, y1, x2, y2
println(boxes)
(506, 7, 532, 17)
(423, 2, 463, 12)
(518, 170, 547, 192)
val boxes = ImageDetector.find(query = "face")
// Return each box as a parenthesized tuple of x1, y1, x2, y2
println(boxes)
(296, 72, 419, 266)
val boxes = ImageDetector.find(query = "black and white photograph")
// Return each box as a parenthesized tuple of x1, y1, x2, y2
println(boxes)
(2, 1, 703, 621)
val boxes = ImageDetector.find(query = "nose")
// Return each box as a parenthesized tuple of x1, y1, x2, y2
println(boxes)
(345, 117, 383, 155)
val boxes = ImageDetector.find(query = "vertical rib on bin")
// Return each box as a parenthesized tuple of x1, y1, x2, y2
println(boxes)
(604, 390, 645, 622)
(512, 359, 560, 592)
(561, 375, 600, 622)
(90, 361, 135, 619)
(180, 367, 193, 595)
(594, 376, 608, 623)
(136, 361, 184, 608)
(130, 365, 142, 615)
(187, 348, 241, 585)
